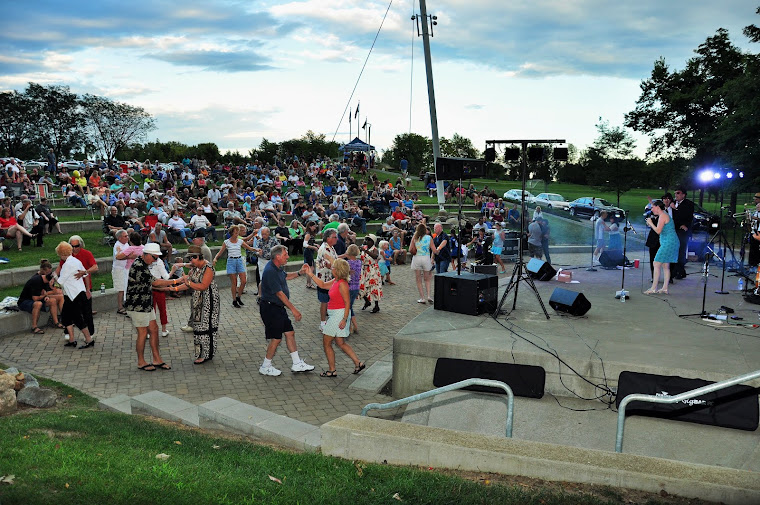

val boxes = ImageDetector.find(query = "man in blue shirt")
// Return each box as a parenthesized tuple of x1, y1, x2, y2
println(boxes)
(258, 245, 315, 376)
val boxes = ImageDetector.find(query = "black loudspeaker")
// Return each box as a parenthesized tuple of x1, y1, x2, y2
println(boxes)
(549, 288, 591, 316)
(434, 271, 498, 316)
(528, 147, 545, 162)
(599, 249, 628, 268)
(526, 258, 556, 281)
(617, 371, 759, 431)
(434, 358, 546, 398)
(553, 147, 568, 161)
(504, 148, 521, 161)
(436, 157, 486, 179)
(484, 147, 496, 162)
(470, 264, 497, 276)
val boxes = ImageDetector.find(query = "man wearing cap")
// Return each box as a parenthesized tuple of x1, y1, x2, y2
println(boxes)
(258, 245, 314, 376)
(125, 243, 180, 371)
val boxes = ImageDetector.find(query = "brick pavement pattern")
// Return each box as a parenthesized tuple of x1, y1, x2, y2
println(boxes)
(0, 262, 431, 426)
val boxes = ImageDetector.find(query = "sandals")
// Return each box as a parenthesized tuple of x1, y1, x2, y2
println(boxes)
(320, 370, 337, 378)
(138, 364, 156, 372)
(656, 289, 669, 295)
(153, 362, 172, 370)
(31, 327, 44, 335)
(644, 289, 656, 295)
(353, 362, 366, 375)
(54, 322, 64, 329)
(116, 308, 127, 315)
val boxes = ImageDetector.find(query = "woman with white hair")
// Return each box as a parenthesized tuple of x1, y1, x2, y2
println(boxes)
(55, 241, 95, 349)
(112, 229, 130, 315)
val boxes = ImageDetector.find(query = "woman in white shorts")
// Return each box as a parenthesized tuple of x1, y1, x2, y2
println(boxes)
(305, 258, 365, 378)
(409, 223, 434, 304)
(213, 224, 256, 308)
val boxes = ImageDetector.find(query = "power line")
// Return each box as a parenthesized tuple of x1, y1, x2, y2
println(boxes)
(331, 0, 395, 143)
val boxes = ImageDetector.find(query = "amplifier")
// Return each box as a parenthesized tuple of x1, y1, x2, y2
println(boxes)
(470, 264, 498, 276)
(434, 271, 498, 316)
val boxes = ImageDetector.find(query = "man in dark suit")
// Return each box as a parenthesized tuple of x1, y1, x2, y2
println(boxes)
(670, 187, 694, 279)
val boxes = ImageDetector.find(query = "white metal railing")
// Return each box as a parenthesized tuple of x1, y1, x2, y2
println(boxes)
(361, 378, 515, 437)
(615, 370, 760, 453)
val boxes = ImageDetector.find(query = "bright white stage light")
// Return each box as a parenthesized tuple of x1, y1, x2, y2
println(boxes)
(699, 170, 714, 182)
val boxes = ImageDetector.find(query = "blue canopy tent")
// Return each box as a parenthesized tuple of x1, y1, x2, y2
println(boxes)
(340, 137, 375, 152)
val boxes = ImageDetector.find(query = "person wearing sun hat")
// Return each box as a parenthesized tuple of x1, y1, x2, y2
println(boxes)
(125, 242, 179, 371)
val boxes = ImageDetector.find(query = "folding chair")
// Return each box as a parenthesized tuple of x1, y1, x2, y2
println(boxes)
(34, 182, 58, 207)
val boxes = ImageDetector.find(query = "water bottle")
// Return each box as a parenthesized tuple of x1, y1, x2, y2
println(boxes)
(620, 290, 626, 303)
(100, 283, 106, 294)
(738, 278, 744, 291)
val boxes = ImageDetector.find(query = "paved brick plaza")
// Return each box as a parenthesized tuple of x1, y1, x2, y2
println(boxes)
(0, 263, 431, 426)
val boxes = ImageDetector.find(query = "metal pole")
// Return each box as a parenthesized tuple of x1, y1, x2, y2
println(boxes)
(418, 0, 444, 211)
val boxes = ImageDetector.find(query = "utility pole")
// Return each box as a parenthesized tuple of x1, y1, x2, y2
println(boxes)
(417, 0, 444, 210)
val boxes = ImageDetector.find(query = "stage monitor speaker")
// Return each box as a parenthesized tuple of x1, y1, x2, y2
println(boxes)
(616, 371, 759, 431)
(528, 147, 545, 162)
(553, 147, 568, 161)
(504, 148, 521, 161)
(484, 147, 496, 162)
(470, 264, 498, 276)
(599, 249, 628, 268)
(436, 157, 486, 179)
(549, 288, 591, 316)
(434, 358, 545, 398)
(526, 258, 556, 281)
(434, 271, 498, 316)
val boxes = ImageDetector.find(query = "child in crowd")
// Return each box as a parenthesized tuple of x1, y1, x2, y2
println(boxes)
(378, 240, 395, 285)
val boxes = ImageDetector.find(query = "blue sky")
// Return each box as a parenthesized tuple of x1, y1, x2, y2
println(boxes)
(1, 0, 755, 160)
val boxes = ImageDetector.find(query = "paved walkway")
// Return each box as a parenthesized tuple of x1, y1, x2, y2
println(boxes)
(0, 260, 433, 426)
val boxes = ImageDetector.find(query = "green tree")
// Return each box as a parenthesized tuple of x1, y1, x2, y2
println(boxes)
(81, 95, 155, 167)
(439, 133, 480, 159)
(0, 91, 37, 159)
(584, 119, 641, 206)
(382, 133, 432, 175)
(251, 138, 279, 164)
(26, 83, 85, 161)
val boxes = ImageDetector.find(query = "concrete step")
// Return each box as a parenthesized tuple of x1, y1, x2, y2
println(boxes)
(349, 352, 392, 394)
(98, 393, 132, 414)
(322, 414, 760, 505)
(198, 397, 321, 452)
(131, 390, 199, 427)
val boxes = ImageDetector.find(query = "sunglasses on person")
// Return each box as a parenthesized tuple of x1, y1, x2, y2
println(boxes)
(71, 244, 81, 248)
(187, 254, 201, 260)
(149, 254, 160, 261)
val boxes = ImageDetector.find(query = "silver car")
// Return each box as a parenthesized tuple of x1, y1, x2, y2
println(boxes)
(533, 193, 570, 211)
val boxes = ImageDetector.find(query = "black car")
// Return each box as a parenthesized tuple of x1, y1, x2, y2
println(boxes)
(568, 197, 623, 219)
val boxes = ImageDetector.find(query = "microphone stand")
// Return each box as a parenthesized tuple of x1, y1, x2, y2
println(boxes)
(679, 252, 713, 318)
(615, 211, 634, 301)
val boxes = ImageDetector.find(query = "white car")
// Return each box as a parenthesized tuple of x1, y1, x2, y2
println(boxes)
(23, 160, 48, 170)
(533, 193, 570, 211)
(503, 189, 535, 203)
(58, 160, 82, 170)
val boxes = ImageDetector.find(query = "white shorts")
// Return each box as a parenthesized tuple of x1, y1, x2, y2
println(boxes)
(411, 255, 432, 271)
(323, 308, 350, 338)
(127, 308, 157, 328)
(112, 266, 126, 291)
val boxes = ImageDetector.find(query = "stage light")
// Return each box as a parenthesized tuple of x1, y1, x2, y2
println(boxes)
(484, 147, 496, 162)
(726, 172, 733, 179)
(714, 172, 721, 180)
(553, 147, 568, 161)
(699, 170, 714, 182)
(528, 147, 545, 162)
(504, 148, 520, 161)
(740, 171, 745, 178)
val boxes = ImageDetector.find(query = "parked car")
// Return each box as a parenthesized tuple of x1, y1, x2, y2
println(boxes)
(568, 197, 623, 219)
(533, 193, 570, 211)
(503, 189, 535, 203)
(58, 160, 82, 170)
(23, 160, 47, 171)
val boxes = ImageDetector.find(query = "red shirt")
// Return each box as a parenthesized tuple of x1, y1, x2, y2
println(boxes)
(0, 216, 18, 228)
(392, 210, 406, 221)
(327, 279, 348, 309)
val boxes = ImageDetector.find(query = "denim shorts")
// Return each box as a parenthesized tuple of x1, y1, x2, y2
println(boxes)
(226, 256, 246, 274)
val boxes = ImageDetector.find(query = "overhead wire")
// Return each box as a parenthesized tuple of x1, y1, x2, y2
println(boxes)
(331, 0, 396, 143)
(409, 0, 415, 133)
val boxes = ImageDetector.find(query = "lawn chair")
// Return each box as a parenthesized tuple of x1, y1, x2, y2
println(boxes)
(34, 182, 58, 207)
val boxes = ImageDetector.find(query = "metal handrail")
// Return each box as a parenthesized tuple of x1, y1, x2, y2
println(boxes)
(361, 378, 515, 437)
(615, 369, 760, 453)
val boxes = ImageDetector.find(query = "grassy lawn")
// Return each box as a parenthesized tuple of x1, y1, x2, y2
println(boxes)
(0, 373, 683, 505)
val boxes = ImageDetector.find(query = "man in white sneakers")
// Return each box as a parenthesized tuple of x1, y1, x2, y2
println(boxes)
(258, 244, 314, 376)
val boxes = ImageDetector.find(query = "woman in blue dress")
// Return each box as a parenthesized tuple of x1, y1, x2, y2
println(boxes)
(645, 200, 678, 294)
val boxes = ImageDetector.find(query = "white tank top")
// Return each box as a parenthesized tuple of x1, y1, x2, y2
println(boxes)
(225, 238, 243, 258)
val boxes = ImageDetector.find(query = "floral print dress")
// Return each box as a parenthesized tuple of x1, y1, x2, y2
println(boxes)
(359, 246, 383, 302)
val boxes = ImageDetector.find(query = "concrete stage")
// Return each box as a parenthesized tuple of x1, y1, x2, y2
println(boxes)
(393, 255, 760, 470)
